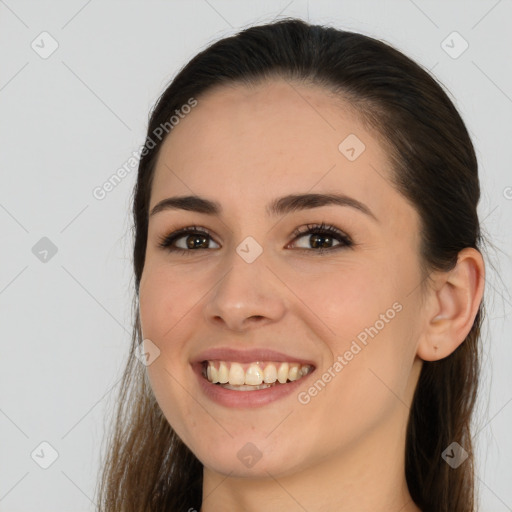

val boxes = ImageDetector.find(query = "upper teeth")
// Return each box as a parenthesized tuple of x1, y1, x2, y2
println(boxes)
(205, 361, 313, 386)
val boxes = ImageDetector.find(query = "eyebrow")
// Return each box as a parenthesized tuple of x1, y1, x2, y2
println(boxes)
(149, 193, 377, 221)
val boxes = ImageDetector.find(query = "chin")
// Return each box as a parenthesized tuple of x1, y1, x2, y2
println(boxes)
(188, 435, 311, 479)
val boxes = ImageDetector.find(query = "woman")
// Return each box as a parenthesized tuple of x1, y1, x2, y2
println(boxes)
(97, 18, 485, 512)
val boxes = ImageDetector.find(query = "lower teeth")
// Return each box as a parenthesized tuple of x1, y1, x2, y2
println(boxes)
(218, 382, 278, 391)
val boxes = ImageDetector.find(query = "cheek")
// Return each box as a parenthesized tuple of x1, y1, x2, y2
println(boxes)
(138, 268, 204, 444)
(300, 308, 414, 454)
(296, 262, 394, 348)
(138, 263, 199, 345)
(138, 265, 197, 410)
(295, 261, 416, 415)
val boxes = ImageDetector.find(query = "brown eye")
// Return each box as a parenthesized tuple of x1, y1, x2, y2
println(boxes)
(158, 226, 220, 253)
(289, 223, 353, 254)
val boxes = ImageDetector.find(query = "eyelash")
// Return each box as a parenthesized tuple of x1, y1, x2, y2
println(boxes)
(157, 222, 353, 256)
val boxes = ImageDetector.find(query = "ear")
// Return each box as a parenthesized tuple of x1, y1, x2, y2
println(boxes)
(417, 248, 485, 362)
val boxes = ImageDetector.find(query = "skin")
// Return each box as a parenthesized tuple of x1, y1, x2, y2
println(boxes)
(138, 79, 485, 512)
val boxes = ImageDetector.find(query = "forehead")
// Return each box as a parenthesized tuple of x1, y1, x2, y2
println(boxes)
(150, 79, 398, 218)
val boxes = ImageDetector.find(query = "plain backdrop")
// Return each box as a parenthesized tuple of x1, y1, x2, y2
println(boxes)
(0, 1, 511, 510)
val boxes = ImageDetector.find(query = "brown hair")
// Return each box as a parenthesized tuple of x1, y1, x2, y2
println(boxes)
(97, 18, 484, 511)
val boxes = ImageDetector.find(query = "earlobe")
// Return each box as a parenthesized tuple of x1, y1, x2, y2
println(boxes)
(416, 248, 485, 362)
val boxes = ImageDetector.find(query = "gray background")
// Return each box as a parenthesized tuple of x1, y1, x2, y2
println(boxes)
(0, 1, 511, 510)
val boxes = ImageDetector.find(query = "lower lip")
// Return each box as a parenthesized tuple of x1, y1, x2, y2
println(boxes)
(192, 363, 315, 408)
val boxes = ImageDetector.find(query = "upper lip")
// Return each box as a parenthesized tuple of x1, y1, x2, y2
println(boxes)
(191, 347, 316, 367)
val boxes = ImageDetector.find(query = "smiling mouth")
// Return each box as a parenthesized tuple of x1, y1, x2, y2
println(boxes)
(201, 360, 314, 391)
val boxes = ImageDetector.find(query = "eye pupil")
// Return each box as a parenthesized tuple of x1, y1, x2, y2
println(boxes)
(187, 235, 208, 249)
(311, 234, 332, 249)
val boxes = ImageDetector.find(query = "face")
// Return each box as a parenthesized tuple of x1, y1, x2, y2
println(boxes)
(138, 79, 426, 478)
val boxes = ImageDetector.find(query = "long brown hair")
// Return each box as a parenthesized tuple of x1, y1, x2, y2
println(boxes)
(97, 18, 484, 511)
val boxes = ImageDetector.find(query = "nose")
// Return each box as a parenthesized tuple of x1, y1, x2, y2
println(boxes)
(203, 251, 286, 332)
